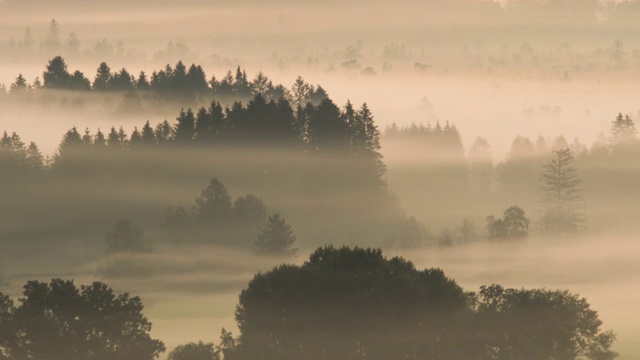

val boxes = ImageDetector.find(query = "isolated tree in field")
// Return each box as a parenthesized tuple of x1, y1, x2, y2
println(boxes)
(0, 279, 165, 360)
(253, 213, 298, 258)
(540, 148, 584, 235)
(487, 205, 529, 239)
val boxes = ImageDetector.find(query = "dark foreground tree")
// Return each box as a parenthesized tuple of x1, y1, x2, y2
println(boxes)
(477, 285, 618, 360)
(253, 213, 297, 258)
(227, 246, 616, 360)
(0, 279, 165, 360)
(168, 341, 219, 360)
(233, 246, 473, 360)
(539, 148, 585, 235)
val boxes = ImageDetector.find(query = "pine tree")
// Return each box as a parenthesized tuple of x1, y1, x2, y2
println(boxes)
(43, 56, 70, 89)
(539, 148, 585, 235)
(193, 178, 232, 223)
(136, 71, 150, 90)
(290, 76, 312, 110)
(107, 127, 120, 147)
(25, 142, 45, 173)
(94, 129, 106, 148)
(251, 71, 271, 96)
(254, 213, 298, 258)
(141, 121, 155, 144)
(129, 127, 142, 146)
(174, 109, 196, 143)
(609, 113, 637, 148)
(93, 62, 112, 91)
(154, 120, 173, 144)
(10, 74, 28, 93)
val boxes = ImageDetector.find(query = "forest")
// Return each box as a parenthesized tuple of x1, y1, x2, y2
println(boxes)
(1, 1, 640, 358)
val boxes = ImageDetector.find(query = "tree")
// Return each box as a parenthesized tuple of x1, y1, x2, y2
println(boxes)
(41, 19, 61, 52)
(234, 246, 472, 360)
(487, 205, 530, 239)
(231, 247, 617, 360)
(105, 220, 152, 253)
(93, 62, 112, 91)
(168, 342, 219, 360)
(289, 76, 312, 109)
(10, 74, 28, 93)
(193, 178, 232, 223)
(232, 195, 267, 227)
(0, 293, 13, 359)
(43, 56, 70, 89)
(174, 109, 196, 143)
(476, 285, 618, 360)
(0, 279, 165, 360)
(539, 148, 585, 235)
(67, 70, 91, 90)
(53, 127, 82, 168)
(609, 113, 637, 148)
(253, 213, 297, 258)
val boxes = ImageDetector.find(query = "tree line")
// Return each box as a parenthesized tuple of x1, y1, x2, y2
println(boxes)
(382, 112, 640, 244)
(0, 247, 618, 360)
(2, 56, 329, 106)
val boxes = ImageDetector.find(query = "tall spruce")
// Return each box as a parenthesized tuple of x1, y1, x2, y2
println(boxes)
(539, 148, 585, 235)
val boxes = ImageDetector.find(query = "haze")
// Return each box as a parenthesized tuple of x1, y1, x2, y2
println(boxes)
(0, 0, 638, 359)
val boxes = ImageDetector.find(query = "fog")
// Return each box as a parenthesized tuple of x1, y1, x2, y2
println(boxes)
(1, 0, 639, 359)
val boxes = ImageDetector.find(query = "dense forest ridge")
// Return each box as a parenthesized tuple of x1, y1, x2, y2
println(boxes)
(0, 56, 328, 106)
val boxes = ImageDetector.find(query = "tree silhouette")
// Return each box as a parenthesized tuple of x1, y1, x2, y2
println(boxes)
(0, 279, 165, 360)
(540, 148, 585, 235)
(93, 62, 112, 91)
(193, 178, 232, 224)
(168, 342, 219, 360)
(105, 220, 152, 254)
(487, 205, 530, 239)
(43, 56, 70, 89)
(10, 74, 27, 93)
(609, 113, 637, 149)
(253, 213, 297, 258)
(477, 284, 618, 360)
(234, 246, 471, 360)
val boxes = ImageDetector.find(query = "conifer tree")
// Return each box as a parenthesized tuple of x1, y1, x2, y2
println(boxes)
(10, 74, 28, 93)
(43, 56, 70, 89)
(193, 178, 232, 224)
(154, 120, 173, 144)
(609, 113, 637, 148)
(539, 148, 585, 235)
(141, 121, 155, 144)
(254, 213, 298, 258)
(136, 71, 150, 90)
(25, 142, 45, 173)
(174, 109, 196, 143)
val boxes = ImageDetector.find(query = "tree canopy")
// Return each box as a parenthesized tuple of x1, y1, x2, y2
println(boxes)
(227, 246, 617, 360)
(0, 279, 165, 360)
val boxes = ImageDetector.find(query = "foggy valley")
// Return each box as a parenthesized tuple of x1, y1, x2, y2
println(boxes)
(0, 1, 639, 359)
